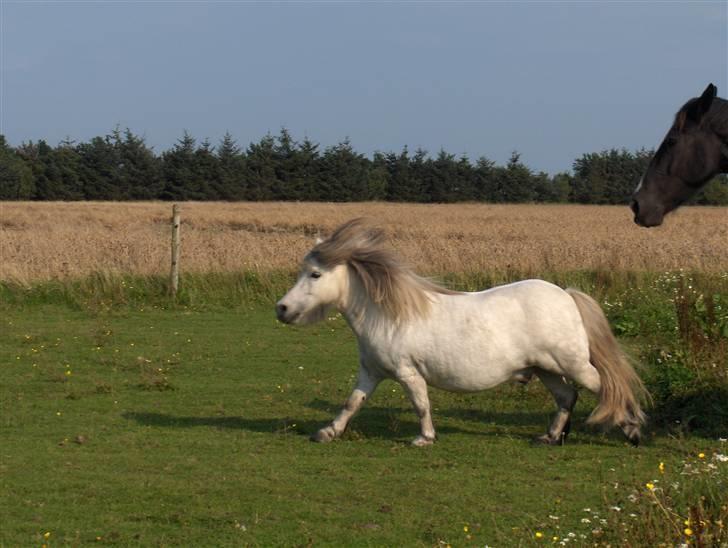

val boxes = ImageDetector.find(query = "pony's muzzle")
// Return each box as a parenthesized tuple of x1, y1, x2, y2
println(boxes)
(276, 303, 289, 322)
(276, 301, 302, 324)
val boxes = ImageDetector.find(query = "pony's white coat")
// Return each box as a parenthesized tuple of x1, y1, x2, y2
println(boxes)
(352, 278, 597, 393)
(276, 220, 644, 446)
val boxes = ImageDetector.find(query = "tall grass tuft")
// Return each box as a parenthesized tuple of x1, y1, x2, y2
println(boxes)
(601, 449, 727, 547)
(0, 270, 295, 311)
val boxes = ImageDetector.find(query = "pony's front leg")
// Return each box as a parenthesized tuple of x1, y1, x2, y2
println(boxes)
(311, 366, 381, 443)
(398, 373, 436, 446)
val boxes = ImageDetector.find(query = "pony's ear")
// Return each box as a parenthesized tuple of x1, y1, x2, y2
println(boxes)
(683, 83, 717, 127)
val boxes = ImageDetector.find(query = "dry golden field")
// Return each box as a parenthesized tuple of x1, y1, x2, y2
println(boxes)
(1, 201, 726, 282)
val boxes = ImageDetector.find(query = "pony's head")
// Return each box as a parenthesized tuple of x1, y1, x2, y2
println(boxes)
(276, 218, 449, 324)
(631, 83, 724, 227)
(275, 253, 348, 325)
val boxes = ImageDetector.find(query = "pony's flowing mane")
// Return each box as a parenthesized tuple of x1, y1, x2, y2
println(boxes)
(308, 218, 459, 320)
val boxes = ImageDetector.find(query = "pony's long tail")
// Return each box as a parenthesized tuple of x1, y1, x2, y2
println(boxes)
(566, 289, 648, 439)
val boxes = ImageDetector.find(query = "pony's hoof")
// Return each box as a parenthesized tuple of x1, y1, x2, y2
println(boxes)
(533, 434, 562, 446)
(310, 426, 336, 443)
(621, 423, 641, 447)
(411, 435, 435, 447)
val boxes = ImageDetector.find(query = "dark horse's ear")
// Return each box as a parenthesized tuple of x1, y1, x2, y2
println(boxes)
(680, 83, 717, 129)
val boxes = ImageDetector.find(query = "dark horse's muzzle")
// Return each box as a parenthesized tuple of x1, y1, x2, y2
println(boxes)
(630, 195, 665, 228)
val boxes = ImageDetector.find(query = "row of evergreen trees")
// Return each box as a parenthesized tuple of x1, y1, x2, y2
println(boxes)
(1, 128, 727, 204)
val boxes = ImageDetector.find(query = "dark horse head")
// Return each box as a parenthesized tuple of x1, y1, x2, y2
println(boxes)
(631, 83, 728, 227)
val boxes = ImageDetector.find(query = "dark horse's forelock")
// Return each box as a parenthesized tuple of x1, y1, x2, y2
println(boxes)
(308, 218, 458, 320)
(678, 95, 728, 131)
(653, 96, 728, 166)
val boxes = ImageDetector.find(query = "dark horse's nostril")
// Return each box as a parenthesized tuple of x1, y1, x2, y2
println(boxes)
(277, 303, 287, 315)
(630, 200, 639, 216)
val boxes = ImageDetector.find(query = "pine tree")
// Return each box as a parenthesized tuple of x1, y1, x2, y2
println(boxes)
(161, 131, 203, 200)
(501, 151, 535, 202)
(215, 132, 246, 200)
(385, 146, 421, 202)
(117, 129, 163, 199)
(319, 139, 368, 201)
(0, 135, 35, 199)
(367, 152, 389, 201)
(273, 128, 300, 200)
(77, 134, 122, 199)
(473, 156, 497, 202)
(245, 134, 277, 200)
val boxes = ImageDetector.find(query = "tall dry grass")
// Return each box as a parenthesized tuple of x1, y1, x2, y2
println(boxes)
(1, 201, 727, 282)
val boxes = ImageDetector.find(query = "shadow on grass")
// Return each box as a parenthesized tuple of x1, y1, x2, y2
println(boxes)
(305, 397, 554, 429)
(124, 398, 624, 446)
(123, 410, 538, 443)
(123, 411, 320, 435)
(304, 398, 627, 446)
(650, 386, 728, 438)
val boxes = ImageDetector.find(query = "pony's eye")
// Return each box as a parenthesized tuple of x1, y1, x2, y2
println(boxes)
(310, 271, 321, 279)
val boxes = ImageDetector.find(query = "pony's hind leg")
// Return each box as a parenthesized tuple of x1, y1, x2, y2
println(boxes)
(564, 361, 643, 446)
(534, 370, 578, 445)
(312, 365, 381, 443)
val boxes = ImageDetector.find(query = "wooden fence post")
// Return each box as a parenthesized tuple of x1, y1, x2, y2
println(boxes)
(170, 204, 181, 296)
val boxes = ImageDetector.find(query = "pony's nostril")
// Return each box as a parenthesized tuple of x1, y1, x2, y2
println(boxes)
(277, 303, 287, 315)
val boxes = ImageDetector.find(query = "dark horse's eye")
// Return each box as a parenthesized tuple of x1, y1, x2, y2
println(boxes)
(311, 271, 321, 279)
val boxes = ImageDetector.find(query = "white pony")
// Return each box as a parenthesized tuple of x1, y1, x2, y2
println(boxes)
(276, 219, 647, 447)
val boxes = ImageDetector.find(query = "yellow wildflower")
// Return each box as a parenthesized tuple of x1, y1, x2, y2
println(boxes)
(463, 525, 468, 533)
(43, 532, 51, 539)
(646, 482, 655, 490)
(658, 462, 665, 473)
(684, 527, 693, 536)
(698, 452, 706, 459)
(535, 531, 543, 539)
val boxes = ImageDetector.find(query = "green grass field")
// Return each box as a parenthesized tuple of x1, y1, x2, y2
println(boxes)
(1, 273, 726, 546)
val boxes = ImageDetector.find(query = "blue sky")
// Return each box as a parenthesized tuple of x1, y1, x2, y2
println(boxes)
(1, 1, 726, 174)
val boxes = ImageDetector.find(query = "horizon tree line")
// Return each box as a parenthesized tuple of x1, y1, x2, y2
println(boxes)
(1, 128, 726, 204)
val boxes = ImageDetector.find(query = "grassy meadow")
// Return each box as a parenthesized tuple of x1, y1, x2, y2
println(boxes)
(1, 201, 727, 547)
